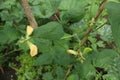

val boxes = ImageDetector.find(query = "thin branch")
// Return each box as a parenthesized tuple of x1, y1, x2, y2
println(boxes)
(95, 21, 107, 31)
(64, 65, 73, 80)
(0, 49, 21, 57)
(77, 0, 107, 52)
(20, 0, 38, 28)
(10, 66, 18, 71)
(64, 1, 108, 79)
(94, 0, 108, 21)
(0, 66, 4, 73)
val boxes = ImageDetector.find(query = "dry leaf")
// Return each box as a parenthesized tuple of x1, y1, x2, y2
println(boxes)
(26, 25, 34, 36)
(67, 49, 78, 56)
(27, 41, 38, 57)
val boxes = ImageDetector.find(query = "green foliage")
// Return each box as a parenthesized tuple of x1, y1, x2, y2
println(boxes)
(31, 0, 61, 18)
(88, 36, 105, 51)
(15, 53, 39, 80)
(74, 60, 96, 80)
(67, 74, 79, 80)
(33, 22, 65, 40)
(89, 1, 99, 19)
(105, 2, 120, 51)
(61, 9, 85, 23)
(91, 49, 118, 69)
(55, 66, 65, 79)
(103, 57, 120, 80)
(35, 40, 75, 66)
(59, 0, 87, 23)
(42, 72, 53, 80)
(0, 25, 20, 44)
(0, 0, 120, 80)
(58, 0, 87, 10)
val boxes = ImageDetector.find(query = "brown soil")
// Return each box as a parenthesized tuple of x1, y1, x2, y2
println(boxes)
(0, 67, 17, 80)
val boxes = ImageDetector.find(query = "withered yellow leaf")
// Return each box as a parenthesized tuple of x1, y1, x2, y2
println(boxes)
(26, 25, 34, 36)
(67, 49, 78, 56)
(27, 41, 38, 57)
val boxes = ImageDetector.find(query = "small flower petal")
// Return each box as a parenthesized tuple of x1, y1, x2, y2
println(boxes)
(27, 41, 38, 57)
(67, 49, 78, 56)
(26, 25, 34, 36)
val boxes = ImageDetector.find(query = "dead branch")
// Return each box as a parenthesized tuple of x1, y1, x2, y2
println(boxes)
(20, 0, 38, 28)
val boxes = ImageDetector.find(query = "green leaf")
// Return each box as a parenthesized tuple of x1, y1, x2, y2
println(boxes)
(91, 44, 97, 51)
(89, 2, 99, 19)
(105, 2, 120, 51)
(53, 49, 74, 66)
(92, 49, 118, 69)
(0, 10, 11, 21)
(61, 9, 85, 23)
(59, 0, 87, 23)
(103, 57, 120, 80)
(32, 0, 61, 18)
(67, 74, 79, 80)
(53, 40, 75, 66)
(74, 61, 95, 80)
(83, 47, 92, 54)
(103, 74, 119, 80)
(34, 39, 74, 66)
(96, 41, 105, 48)
(43, 72, 53, 80)
(35, 53, 53, 66)
(33, 22, 65, 40)
(97, 24, 112, 42)
(17, 42, 29, 52)
(34, 38, 52, 53)
(0, 23, 20, 44)
(55, 67, 65, 79)
(59, 0, 87, 11)
(0, 0, 16, 9)
(11, 6, 24, 23)
(88, 37, 97, 44)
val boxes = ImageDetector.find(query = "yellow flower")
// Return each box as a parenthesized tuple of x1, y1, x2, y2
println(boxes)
(67, 49, 78, 56)
(26, 25, 34, 37)
(27, 41, 38, 57)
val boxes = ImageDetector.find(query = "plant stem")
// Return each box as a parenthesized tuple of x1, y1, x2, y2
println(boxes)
(0, 66, 4, 73)
(64, 0, 108, 79)
(10, 66, 18, 71)
(20, 0, 38, 28)
(64, 65, 73, 80)
(1, 49, 21, 57)
(77, 0, 107, 52)
(95, 21, 107, 31)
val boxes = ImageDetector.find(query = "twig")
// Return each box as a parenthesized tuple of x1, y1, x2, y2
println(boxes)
(95, 21, 107, 31)
(64, 65, 73, 80)
(64, 1, 108, 80)
(20, 0, 38, 28)
(77, 0, 107, 52)
(0, 49, 21, 57)
(10, 66, 18, 71)
(0, 66, 4, 73)
(94, 0, 108, 21)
